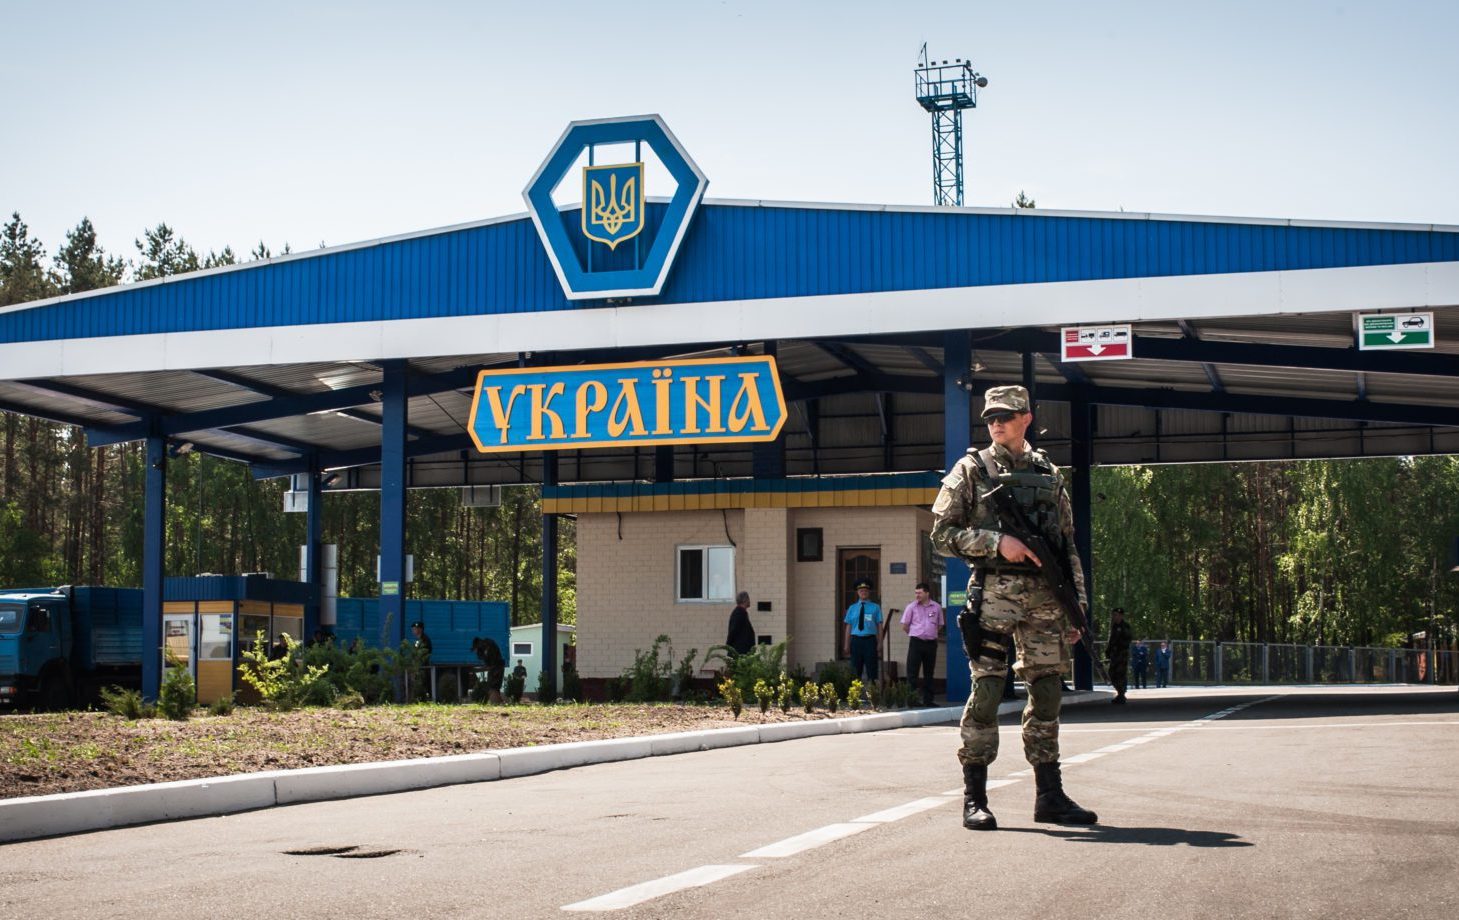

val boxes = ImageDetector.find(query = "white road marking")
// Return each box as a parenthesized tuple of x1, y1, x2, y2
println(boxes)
(1198, 720, 1459, 731)
(854, 797, 954, 823)
(562, 696, 1280, 911)
(740, 823, 874, 858)
(561, 865, 757, 912)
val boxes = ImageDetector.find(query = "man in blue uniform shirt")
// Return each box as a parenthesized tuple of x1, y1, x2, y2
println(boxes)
(842, 578, 885, 682)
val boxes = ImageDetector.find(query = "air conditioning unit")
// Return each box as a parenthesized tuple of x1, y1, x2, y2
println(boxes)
(461, 485, 502, 508)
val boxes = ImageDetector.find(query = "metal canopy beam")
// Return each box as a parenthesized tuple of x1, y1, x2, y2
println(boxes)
(0, 397, 124, 432)
(1177, 320, 1225, 394)
(985, 329, 1459, 379)
(1038, 383, 1459, 428)
(192, 369, 436, 439)
(11, 379, 150, 418)
(85, 366, 481, 446)
(782, 373, 940, 402)
(814, 341, 882, 379)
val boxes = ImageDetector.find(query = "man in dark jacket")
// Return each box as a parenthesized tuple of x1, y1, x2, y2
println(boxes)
(726, 591, 756, 656)
(1107, 607, 1133, 704)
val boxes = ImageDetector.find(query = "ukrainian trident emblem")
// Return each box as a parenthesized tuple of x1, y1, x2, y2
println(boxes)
(581, 162, 645, 250)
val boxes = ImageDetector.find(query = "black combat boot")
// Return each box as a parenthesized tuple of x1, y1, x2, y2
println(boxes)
(962, 763, 998, 831)
(1033, 762, 1098, 825)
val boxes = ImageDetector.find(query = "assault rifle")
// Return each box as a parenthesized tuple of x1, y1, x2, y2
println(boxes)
(982, 484, 1112, 686)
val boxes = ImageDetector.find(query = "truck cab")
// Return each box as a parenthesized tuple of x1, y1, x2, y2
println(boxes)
(0, 591, 74, 709)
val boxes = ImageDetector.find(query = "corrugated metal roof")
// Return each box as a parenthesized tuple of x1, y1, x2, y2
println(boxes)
(3, 203, 1458, 345)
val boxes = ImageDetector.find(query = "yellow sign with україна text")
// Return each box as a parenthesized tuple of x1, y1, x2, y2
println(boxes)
(466, 356, 787, 454)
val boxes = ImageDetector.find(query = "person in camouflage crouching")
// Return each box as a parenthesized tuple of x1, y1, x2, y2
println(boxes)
(931, 384, 1098, 831)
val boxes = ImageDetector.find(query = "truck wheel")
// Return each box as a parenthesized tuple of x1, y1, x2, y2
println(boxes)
(39, 672, 72, 711)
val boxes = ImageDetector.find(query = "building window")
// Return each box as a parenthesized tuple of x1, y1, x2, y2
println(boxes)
(796, 528, 824, 562)
(678, 545, 735, 602)
(512, 642, 534, 657)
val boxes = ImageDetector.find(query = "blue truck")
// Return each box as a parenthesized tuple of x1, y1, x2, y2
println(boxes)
(0, 586, 144, 710)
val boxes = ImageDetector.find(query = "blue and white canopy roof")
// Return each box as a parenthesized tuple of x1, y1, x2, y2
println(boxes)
(0, 200, 1456, 478)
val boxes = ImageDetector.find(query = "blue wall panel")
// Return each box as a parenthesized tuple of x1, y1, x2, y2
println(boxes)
(3, 206, 1458, 344)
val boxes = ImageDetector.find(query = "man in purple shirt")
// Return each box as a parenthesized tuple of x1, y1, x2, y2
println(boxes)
(900, 582, 945, 707)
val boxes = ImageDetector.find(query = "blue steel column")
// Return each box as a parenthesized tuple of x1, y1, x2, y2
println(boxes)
(303, 455, 323, 640)
(1070, 390, 1095, 691)
(379, 361, 408, 650)
(141, 430, 166, 701)
(541, 453, 559, 697)
(943, 331, 972, 703)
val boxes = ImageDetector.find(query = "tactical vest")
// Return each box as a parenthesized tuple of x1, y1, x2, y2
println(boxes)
(975, 446, 1068, 569)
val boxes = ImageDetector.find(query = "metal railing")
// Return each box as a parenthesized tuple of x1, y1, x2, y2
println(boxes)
(1092, 640, 1458, 686)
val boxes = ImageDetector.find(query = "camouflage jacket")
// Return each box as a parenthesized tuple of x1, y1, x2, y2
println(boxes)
(930, 440, 1088, 608)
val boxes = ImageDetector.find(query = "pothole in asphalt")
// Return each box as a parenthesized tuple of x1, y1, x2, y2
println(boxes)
(283, 845, 403, 859)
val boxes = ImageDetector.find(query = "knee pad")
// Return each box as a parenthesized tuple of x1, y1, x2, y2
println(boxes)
(1029, 675, 1062, 722)
(971, 676, 1005, 724)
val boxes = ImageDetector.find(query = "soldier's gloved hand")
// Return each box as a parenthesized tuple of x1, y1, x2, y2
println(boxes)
(996, 534, 1042, 567)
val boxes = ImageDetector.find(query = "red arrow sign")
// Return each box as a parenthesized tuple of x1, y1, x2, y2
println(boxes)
(1061, 325, 1134, 362)
(1065, 341, 1129, 360)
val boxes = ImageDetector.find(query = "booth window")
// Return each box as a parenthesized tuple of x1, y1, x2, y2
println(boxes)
(199, 614, 233, 661)
(796, 528, 823, 562)
(512, 641, 533, 658)
(678, 545, 735, 602)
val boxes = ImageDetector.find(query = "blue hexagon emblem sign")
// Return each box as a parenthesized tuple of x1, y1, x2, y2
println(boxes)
(523, 115, 707, 301)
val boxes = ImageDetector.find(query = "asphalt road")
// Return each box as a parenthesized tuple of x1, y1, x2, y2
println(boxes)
(2, 686, 1456, 920)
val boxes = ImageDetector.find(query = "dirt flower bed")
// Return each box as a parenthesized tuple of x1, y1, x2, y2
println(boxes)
(0, 703, 865, 800)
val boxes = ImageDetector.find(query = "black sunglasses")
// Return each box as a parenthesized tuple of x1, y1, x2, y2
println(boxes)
(984, 411, 1019, 424)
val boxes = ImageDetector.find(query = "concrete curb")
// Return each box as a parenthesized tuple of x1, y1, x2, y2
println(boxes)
(0, 691, 1108, 844)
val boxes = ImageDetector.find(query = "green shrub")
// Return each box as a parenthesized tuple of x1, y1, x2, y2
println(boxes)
(561, 662, 584, 702)
(847, 679, 865, 710)
(621, 635, 674, 702)
(815, 661, 855, 702)
(797, 680, 819, 713)
(99, 685, 153, 720)
(672, 646, 699, 700)
(207, 693, 236, 717)
(536, 668, 559, 705)
(505, 669, 526, 704)
(158, 664, 196, 721)
(704, 639, 789, 701)
(333, 690, 366, 710)
(751, 678, 774, 715)
(604, 676, 626, 702)
(821, 681, 839, 713)
(237, 630, 335, 710)
(717, 678, 743, 719)
(776, 673, 794, 713)
(866, 681, 883, 710)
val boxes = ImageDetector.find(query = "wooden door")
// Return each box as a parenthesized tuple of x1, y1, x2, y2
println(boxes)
(835, 547, 880, 660)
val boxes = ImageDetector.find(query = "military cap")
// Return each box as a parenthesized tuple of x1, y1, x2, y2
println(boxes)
(982, 385, 1031, 418)
(410, 620, 425, 629)
(854, 578, 874, 590)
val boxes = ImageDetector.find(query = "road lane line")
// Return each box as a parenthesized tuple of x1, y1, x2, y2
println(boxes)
(561, 865, 757, 912)
(740, 822, 875, 858)
(563, 696, 1281, 911)
(1199, 720, 1459, 731)
(854, 797, 954, 823)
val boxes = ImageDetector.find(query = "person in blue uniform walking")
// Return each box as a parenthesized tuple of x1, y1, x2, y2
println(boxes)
(842, 578, 886, 682)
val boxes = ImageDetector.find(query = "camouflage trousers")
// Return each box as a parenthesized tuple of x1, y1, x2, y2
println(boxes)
(957, 572, 1070, 767)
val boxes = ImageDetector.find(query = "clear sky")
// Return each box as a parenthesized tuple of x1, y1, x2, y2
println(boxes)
(5, 0, 1458, 264)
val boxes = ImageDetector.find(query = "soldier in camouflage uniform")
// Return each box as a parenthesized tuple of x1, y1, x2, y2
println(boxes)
(931, 385, 1098, 831)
